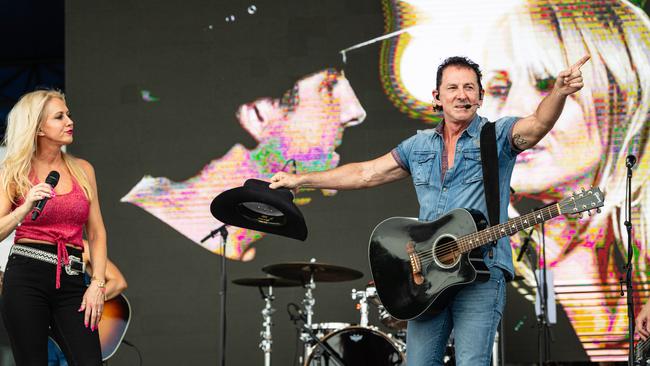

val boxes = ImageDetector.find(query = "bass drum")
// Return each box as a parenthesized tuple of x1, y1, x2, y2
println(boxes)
(304, 326, 405, 366)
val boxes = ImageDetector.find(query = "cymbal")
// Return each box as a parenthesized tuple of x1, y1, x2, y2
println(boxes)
(262, 262, 364, 283)
(232, 276, 302, 287)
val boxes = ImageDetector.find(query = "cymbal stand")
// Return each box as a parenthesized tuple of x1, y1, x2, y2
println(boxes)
(300, 272, 316, 362)
(258, 285, 275, 366)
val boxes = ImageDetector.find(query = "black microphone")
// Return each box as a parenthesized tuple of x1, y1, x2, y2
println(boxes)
(463, 103, 479, 109)
(31, 171, 60, 220)
(626, 154, 636, 168)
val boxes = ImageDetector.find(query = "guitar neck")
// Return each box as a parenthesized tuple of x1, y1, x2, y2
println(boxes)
(459, 203, 560, 254)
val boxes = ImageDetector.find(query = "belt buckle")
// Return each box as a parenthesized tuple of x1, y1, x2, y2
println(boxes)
(65, 255, 85, 275)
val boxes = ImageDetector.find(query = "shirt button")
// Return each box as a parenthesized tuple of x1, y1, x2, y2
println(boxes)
(443, 187, 448, 192)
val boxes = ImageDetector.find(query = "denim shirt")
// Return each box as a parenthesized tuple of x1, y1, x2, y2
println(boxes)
(392, 114, 520, 278)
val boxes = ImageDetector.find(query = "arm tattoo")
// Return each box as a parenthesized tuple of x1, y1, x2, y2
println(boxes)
(513, 134, 529, 149)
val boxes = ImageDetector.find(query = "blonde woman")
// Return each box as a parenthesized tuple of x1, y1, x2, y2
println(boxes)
(0, 90, 108, 365)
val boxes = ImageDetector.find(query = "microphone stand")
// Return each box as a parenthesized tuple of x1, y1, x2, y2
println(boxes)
(202, 224, 229, 366)
(624, 156, 636, 366)
(532, 203, 556, 365)
(538, 221, 554, 365)
(536, 221, 548, 365)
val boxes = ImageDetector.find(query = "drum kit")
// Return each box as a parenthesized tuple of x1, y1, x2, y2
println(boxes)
(233, 259, 407, 366)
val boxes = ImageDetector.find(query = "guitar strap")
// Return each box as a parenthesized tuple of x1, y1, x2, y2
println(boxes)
(480, 121, 500, 236)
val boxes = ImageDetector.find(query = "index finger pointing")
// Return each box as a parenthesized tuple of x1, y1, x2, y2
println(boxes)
(571, 55, 590, 70)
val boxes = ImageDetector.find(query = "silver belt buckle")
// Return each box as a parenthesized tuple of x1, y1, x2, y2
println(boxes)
(65, 255, 85, 275)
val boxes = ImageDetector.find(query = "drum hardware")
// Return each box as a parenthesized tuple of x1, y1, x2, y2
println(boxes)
(262, 259, 364, 363)
(232, 276, 302, 366)
(300, 282, 405, 365)
(310, 323, 350, 339)
(363, 282, 408, 331)
(287, 303, 348, 366)
(303, 269, 316, 331)
(297, 269, 316, 363)
(303, 326, 405, 366)
(376, 304, 408, 331)
(351, 286, 375, 327)
(385, 330, 407, 354)
(260, 286, 275, 366)
(262, 259, 364, 329)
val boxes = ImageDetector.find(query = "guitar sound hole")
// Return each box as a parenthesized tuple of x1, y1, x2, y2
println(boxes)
(434, 237, 460, 266)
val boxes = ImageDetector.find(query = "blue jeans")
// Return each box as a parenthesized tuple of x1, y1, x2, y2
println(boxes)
(406, 266, 506, 366)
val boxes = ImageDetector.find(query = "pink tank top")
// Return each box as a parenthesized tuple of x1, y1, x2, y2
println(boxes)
(14, 175, 90, 288)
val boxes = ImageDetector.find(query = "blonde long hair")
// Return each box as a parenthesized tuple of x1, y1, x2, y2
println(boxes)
(1, 90, 93, 204)
(506, 0, 650, 280)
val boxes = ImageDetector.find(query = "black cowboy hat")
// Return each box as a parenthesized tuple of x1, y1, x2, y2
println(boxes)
(210, 179, 308, 241)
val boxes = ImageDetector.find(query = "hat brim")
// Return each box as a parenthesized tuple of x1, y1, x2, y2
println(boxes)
(210, 179, 308, 241)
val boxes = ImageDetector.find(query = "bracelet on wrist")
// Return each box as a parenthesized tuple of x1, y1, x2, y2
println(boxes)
(91, 277, 106, 289)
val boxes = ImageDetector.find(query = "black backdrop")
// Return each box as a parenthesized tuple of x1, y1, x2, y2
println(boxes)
(65, 0, 585, 364)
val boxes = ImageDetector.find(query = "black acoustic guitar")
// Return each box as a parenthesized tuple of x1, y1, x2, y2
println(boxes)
(368, 188, 604, 321)
(636, 338, 650, 365)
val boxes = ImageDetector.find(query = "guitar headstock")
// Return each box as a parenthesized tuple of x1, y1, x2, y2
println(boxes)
(559, 187, 605, 217)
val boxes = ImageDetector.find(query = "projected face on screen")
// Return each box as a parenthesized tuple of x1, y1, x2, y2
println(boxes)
(238, 69, 364, 174)
(479, 23, 602, 193)
(381, 0, 650, 362)
(121, 69, 366, 261)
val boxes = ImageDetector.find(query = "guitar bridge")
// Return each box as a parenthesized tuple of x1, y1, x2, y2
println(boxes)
(406, 241, 424, 285)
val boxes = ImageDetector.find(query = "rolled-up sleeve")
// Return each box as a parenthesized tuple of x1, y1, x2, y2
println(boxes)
(496, 116, 522, 158)
(392, 134, 420, 174)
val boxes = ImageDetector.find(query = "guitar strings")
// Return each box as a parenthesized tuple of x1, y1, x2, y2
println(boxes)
(637, 339, 649, 362)
(417, 205, 557, 260)
(419, 191, 602, 263)
(411, 205, 559, 265)
(638, 338, 650, 353)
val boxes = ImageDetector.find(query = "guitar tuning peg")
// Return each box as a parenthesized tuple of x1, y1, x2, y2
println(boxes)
(596, 208, 601, 214)
(587, 210, 593, 216)
(581, 187, 586, 193)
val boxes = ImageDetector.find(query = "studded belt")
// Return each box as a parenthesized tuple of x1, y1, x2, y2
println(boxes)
(10, 244, 85, 276)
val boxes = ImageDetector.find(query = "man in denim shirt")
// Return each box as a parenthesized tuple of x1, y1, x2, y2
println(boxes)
(270, 55, 590, 365)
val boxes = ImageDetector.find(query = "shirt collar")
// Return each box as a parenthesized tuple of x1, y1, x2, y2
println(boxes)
(434, 114, 482, 138)
(465, 114, 482, 138)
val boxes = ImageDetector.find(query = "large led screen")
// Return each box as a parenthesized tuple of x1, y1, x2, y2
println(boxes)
(379, 0, 650, 361)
